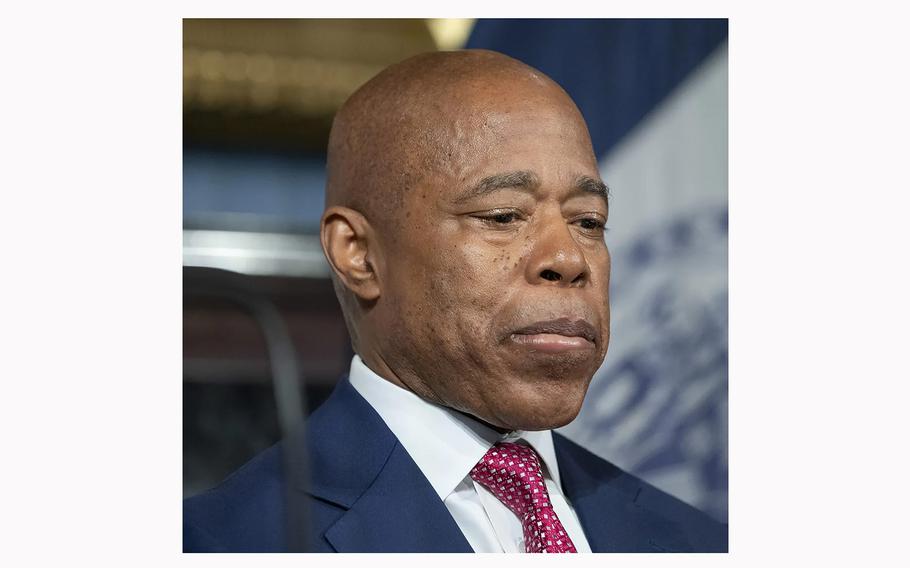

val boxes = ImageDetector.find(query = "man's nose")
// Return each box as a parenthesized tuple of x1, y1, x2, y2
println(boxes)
(525, 217, 590, 287)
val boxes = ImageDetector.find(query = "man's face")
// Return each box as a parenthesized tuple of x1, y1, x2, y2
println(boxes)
(375, 91, 610, 431)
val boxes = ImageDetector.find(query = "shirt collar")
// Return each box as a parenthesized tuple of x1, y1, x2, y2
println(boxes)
(346, 355, 564, 500)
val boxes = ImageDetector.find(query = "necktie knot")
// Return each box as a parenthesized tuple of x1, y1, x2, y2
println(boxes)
(470, 441, 577, 553)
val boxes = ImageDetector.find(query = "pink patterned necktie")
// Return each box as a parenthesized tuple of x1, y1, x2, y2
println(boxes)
(470, 441, 578, 553)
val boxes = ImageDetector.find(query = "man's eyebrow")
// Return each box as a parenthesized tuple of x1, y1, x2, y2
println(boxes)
(574, 175, 611, 207)
(453, 170, 540, 203)
(452, 170, 610, 206)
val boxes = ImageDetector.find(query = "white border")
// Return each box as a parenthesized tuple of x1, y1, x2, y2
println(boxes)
(3, 2, 908, 566)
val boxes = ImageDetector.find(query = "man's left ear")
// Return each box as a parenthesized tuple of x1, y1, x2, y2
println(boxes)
(320, 206, 382, 302)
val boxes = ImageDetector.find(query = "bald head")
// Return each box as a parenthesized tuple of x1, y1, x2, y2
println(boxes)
(325, 49, 593, 225)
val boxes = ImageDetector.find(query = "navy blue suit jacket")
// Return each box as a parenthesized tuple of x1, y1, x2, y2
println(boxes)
(184, 377, 727, 552)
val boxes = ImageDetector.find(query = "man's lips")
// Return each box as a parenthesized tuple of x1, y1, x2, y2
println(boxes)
(509, 318, 597, 353)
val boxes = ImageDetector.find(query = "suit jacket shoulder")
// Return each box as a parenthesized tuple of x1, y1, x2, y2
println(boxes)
(183, 442, 289, 552)
(183, 377, 465, 553)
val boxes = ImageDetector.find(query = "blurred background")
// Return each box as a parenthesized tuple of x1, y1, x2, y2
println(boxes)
(183, 18, 728, 522)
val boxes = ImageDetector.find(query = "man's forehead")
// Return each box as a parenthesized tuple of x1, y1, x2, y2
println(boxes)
(405, 93, 601, 212)
(325, 50, 596, 219)
(430, 102, 598, 174)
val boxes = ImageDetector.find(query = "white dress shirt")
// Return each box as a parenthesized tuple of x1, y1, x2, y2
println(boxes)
(347, 355, 592, 553)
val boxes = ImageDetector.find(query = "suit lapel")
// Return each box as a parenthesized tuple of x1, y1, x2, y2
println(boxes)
(325, 442, 473, 552)
(553, 434, 689, 552)
(297, 377, 472, 552)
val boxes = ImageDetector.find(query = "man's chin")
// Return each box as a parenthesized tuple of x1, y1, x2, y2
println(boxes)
(487, 389, 587, 432)
(499, 409, 581, 432)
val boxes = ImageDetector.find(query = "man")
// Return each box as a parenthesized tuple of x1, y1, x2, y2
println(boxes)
(183, 49, 727, 553)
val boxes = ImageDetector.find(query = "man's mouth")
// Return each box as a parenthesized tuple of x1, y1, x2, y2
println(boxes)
(509, 318, 597, 353)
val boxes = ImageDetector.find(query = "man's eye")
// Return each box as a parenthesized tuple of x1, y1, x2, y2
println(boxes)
(491, 212, 518, 224)
(578, 217, 606, 231)
(476, 210, 522, 226)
